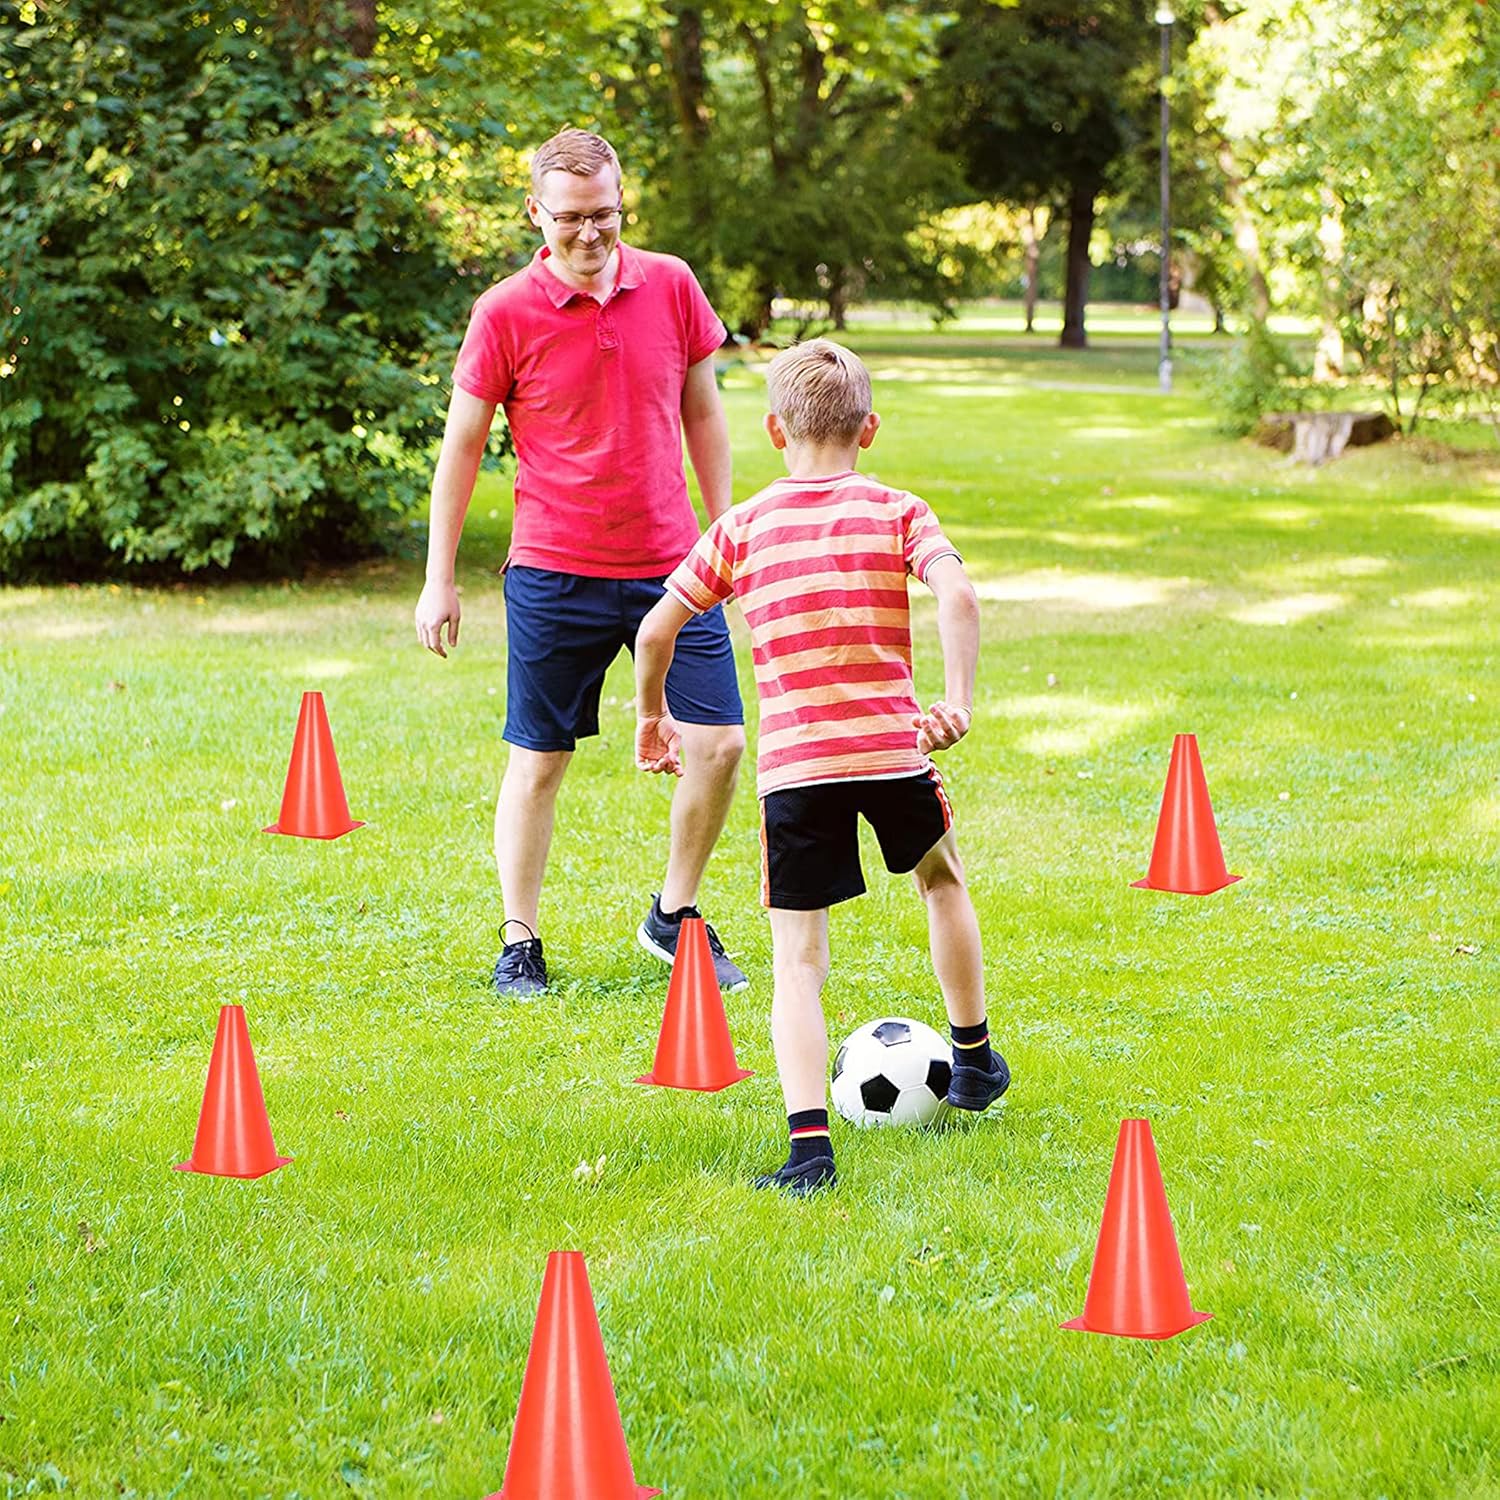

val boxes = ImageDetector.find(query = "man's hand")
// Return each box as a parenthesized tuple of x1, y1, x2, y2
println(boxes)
(635, 712, 683, 776)
(915, 700, 972, 756)
(415, 579, 461, 658)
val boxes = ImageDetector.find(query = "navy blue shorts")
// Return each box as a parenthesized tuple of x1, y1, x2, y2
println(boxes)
(501, 565, 743, 752)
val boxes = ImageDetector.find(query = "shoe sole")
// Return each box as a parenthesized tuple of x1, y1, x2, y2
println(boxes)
(753, 1163, 838, 1196)
(491, 981, 546, 1000)
(636, 923, 750, 993)
(947, 1089, 1006, 1112)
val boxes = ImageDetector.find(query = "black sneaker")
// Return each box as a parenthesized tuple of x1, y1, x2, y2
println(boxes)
(753, 1157, 837, 1196)
(946, 1051, 1011, 1112)
(637, 895, 748, 993)
(491, 920, 547, 999)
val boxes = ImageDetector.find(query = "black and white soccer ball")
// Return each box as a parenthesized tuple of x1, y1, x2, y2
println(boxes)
(830, 1017, 953, 1128)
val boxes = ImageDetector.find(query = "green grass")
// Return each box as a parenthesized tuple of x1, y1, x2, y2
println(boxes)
(2, 334, 1498, 1498)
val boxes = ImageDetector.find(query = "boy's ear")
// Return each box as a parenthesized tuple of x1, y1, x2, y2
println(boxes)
(857, 411, 881, 449)
(764, 412, 788, 450)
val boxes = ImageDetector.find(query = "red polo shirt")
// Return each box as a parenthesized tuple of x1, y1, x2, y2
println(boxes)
(452, 243, 727, 578)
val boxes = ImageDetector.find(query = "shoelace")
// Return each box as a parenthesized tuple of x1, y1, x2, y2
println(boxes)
(673, 904, 730, 960)
(503, 941, 546, 983)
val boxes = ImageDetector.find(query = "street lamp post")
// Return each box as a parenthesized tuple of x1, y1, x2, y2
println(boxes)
(1156, 4, 1174, 395)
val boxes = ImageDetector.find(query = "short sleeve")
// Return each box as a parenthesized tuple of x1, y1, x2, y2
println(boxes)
(678, 264, 728, 366)
(665, 515, 736, 613)
(452, 290, 513, 404)
(901, 493, 961, 581)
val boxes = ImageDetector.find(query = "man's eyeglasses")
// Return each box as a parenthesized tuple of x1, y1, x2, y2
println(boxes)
(534, 199, 623, 234)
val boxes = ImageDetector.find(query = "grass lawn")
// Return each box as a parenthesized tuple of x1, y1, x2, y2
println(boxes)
(2, 329, 1497, 1498)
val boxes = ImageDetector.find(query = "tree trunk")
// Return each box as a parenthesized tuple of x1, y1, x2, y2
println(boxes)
(1022, 206, 1041, 333)
(659, 8, 716, 279)
(828, 272, 849, 330)
(1060, 177, 1095, 349)
(1315, 185, 1345, 380)
(1217, 144, 1270, 324)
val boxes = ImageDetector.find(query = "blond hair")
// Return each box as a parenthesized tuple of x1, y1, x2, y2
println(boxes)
(765, 339, 872, 445)
(530, 128, 621, 192)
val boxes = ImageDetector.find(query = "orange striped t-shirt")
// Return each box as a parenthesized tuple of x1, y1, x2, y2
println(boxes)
(664, 470, 960, 795)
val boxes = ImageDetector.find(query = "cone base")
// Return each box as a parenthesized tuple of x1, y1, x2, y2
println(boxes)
(635, 1068, 753, 1092)
(1131, 872, 1241, 896)
(1061, 1309, 1212, 1340)
(263, 820, 364, 840)
(174, 1155, 292, 1180)
(490, 1489, 660, 1499)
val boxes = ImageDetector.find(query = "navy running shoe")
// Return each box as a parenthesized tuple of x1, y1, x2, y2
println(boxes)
(637, 894, 748, 993)
(946, 1051, 1011, 1112)
(491, 921, 547, 999)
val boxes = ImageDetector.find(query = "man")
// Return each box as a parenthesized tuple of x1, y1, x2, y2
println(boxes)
(414, 128, 748, 999)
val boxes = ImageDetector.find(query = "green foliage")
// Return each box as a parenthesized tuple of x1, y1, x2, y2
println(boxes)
(611, 3, 961, 335)
(1189, 0, 1500, 426)
(0, 1, 485, 578)
(1204, 321, 1306, 435)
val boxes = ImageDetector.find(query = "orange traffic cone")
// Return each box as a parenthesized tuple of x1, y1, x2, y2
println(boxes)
(174, 1004, 292, 1179)
(1132, 733, 1240, 894)
(488, 1252, 660, 1500)
(1062, 1119, 1211, 1340)
(635, 916, 753, 1091)
(263, 690, 364, 839)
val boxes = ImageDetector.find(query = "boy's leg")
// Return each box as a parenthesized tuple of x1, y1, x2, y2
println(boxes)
(754, 906, 838, 1195)
(769, 906, 832, 1113)
(910, 829, 984, 1028)
(911, 830, 1010, 1111)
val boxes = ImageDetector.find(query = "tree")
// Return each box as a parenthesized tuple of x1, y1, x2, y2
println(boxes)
(0, 0, 612, 579)
(933, 0, 1186, 348)
(610, 2, 960, 336)
(1194, 0, 1500, 430)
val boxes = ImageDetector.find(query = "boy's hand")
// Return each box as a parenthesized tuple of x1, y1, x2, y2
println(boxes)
(915, 700, 971, 756)
(635, 712, 684, 776)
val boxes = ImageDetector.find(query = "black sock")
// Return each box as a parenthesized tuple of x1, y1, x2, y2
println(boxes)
(787, 1108, 832, 1166)
(951, 1018, 992, 1071)
(656, 896, 699, 923)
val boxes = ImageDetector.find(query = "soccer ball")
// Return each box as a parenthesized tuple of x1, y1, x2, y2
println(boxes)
(830, 1017, 953, 1128)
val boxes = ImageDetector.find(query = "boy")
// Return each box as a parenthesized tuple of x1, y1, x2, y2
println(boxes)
(633, 339, 1009, 1195)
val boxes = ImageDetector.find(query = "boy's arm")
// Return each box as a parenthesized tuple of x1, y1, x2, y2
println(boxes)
(916, 554, 979, 755)
(415, 388, 496, 657)
(634, 593, 697, 775)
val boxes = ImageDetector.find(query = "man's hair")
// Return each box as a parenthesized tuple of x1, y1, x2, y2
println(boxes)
(765, 339, 872, 445)
(530, 128, 621, 193)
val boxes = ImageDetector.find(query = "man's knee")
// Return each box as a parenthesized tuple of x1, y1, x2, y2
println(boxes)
(501, 747, 572, 799)
(683, 723, 746, 776)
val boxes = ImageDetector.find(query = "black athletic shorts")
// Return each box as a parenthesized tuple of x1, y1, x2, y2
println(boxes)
(759, 768, 954, 910)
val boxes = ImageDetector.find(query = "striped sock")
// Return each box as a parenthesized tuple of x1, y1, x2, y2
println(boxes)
(951, 1018, 992, 1071)
(787, 1108, 832, 1166)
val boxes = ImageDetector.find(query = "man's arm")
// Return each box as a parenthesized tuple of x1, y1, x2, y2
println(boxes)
(916, 554, 980, 755)
(414, 387, 496, 657)
(634, 592, 696, 774)
(680, 354, 732, 522)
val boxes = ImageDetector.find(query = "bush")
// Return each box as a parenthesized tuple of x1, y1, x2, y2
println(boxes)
(0, 1, 487, 578)
(1203, 323, 1307, 437)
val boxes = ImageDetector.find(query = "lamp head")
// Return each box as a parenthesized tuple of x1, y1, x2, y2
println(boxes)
(1155, 5, 1175, 22)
